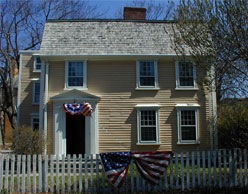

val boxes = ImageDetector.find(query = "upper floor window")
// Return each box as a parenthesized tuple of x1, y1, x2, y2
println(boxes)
(31, 114, 39, 130)
(177, 107, 199, 144)
(33, 56, 41, 72)
(136, 105, 160, 144)
(176, 61, 197, 89)
(136, 61, 158, 89)
(33, 81, 40, 104)
(65, 61, 87, 89)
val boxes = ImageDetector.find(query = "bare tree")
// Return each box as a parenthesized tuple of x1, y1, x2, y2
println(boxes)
(170, 0, 248, 102)
(0, 0, 106, 146)
(115, 0, 174, 20)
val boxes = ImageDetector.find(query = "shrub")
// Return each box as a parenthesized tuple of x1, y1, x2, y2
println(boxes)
(12, 125, 44, 154)
(218, 102, 248, 149)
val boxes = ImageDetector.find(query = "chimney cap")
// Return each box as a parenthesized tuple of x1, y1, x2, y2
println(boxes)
(124, 7, 147, 20)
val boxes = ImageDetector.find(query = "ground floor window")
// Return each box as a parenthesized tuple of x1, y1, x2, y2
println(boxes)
(31, 114, 39, 131)
(136, 105, 159, 144)
(177, 108, 199, 144)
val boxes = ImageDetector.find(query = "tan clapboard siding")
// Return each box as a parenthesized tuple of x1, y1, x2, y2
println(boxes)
(20, 56, 211, 154)
(19, 55, 40, 127)
(45, 59, 210, 154)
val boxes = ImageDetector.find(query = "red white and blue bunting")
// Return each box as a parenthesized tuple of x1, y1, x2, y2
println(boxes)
(63, 103, 92, 116)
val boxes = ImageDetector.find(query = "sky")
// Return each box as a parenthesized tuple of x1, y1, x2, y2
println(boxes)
(88, 0, 177, 19)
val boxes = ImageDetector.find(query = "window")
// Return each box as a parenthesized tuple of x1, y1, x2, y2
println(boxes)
(31, 114, 39, 130)
(136, 61, 158, 89)
(176, 61, 197, 89)
(65, 61, 87, 89)
(33, 81, 40, 104)
(177, 108, 199, 144)
(137, 105, 159, 144)
(33, 56, 41, 72)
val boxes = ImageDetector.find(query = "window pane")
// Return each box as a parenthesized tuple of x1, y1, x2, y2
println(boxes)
(181, 110, 195, 125)
(32, 118, 39, 131)
(68, 62, 83, 76)
(36, 56, 41, 63)
(181, 127, 196, 140)
(68, 77, 83, 86)
(34, 82, 40, 103)
(36, 64, 41, 70)
(179, 62, 194, 86)
(140, 110, 156, 141)
(140, 77, 155, 86)
(141, 127, 156, 141)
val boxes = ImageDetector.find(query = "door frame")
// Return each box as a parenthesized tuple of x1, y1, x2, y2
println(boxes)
(53, 100, 98, 156)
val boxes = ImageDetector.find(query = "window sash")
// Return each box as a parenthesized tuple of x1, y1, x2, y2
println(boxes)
(33, 81, 40, 104)
(137, 61, 157, 88)
(176, 61, 196, 88)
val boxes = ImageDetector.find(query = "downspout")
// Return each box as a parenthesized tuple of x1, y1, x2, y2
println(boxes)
(39, 62, 45, 133)
(44, 63, 49, 155)
(17, 54, 23, 128)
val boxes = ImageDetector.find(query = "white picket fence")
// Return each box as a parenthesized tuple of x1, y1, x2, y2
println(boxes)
(0, 149, 247, 193)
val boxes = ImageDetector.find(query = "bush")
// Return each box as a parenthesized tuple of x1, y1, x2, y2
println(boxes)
(218, 102, 248, 149)
(12, 125, 44, 154)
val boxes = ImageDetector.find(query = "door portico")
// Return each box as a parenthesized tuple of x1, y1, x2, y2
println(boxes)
(51, 89, 100, 155)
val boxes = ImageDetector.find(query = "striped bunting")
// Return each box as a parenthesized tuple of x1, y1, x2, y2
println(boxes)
(63, 103, 92, 116)
(100, 151, 173, 188)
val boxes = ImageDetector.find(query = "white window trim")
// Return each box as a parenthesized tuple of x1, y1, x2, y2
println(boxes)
(136, 60, 159, 90)
(30, 113, 39, 130)
(65, 60, 88, 90)
(33, 56, 42, 72)
(32, 80, 40, 105)
(176, 106, 200, 144)
(175, 61, 197, 90)
(136, 105, 160, 145)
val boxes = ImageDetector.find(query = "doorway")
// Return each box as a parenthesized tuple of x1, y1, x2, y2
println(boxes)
(66, 113, 85, 155)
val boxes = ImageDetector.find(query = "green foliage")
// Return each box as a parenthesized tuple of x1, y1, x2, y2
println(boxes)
(218, 102, 248, 149)
(12, 125, 44, 155)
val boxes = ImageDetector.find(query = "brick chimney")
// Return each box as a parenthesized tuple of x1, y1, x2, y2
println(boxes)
(124, 7, 146, 20)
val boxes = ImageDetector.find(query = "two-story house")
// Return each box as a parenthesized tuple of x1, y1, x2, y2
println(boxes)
(17, 7, 217, 155)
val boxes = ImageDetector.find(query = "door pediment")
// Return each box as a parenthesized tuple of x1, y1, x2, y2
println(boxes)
(50, 89, 100, 102)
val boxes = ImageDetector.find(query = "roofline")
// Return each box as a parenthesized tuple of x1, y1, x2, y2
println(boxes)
(46, 19, 175, 23)
(36, 54, 190, 57)
(20, 50, 39, 55)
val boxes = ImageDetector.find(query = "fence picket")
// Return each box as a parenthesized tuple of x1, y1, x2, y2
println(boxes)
(229, 150, 233, 187)
(22, 155, 26, 193)
(5, 154, 9, 191)
(164, 166, 168, 189)
(90, 154, 94, 191)
(169, 156, 173, 188)
(223, 150, 227, 187)
(10, 155, 15, 193)
(244, 149, 247, 186)
(50, 155, 54, 193)
(239, 149, 243, 186)
(197, 152, 200, 186)
(27, 155, 31, 193)
(79, 154, 83, 193)
(136, 164, 140, 192)
(56, 155, 59, 193)
(218, 150, 222, 188)
(44, 155, 48, 192)
(181, 152, 184, 190)
(131, 159, 134, 193)
(186, 152, 190, 189)
(192, 152, 195, 188)
(73, 154, 77, 193)
(207, 151, 211, 186)
(0, 155, 3, 191)
(67, 155, 71, 193)
(38, 155, 42, 193)
(33, 155, 36, 193)
(175, 153, 179, 188)
(234, 149, 238, 186)
(202, 151, 206, 187)
(213, 150, 217, 186)
(102, 159, 106, 194)
(84, 154, 88, 193)
(61, 155, 65, 193)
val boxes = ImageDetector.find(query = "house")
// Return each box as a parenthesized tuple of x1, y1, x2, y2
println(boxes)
(17, 7, 217, 155)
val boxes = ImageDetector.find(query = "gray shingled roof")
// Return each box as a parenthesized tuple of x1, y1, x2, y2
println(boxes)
(40, 20, 177, 56)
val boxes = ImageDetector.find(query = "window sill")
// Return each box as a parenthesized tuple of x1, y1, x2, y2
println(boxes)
(175, 88, 199, 91)
(136, 143, 160, 146)
(177, 141, 200, 145)
(64, 87, 88, 91)
(135, 87, 160, 91)
(33, 70, 41, 73)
